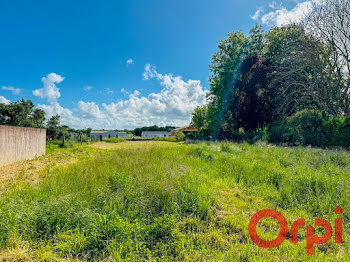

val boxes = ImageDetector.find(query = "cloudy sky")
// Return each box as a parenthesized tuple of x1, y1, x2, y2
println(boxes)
(0, 0, 316, 129)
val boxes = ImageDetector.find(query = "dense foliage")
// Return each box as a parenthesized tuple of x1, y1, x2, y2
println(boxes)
(192, 2, 350, 147)
(0, 99, 46, 128)
(267, 110, 350, 148)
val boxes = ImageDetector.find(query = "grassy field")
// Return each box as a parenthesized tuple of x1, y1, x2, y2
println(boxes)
(0, 141, 349, 261)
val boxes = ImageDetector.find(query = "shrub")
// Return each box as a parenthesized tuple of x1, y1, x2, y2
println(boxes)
(153, 137, 177, 142)
(267, 110, 327, 147)
(266, 119, 291, 144)
(287, 110, 326, 146)
(193, 127, 211, 140)
(47, 140, 63, 146)
(129, 136, 143, 141)
(266, 110, 350, 148)
(153, 132, 186, 142)
(342, 117, 350, 148)
(323, 116, 350, 148)
(230, 130, 264, 144)
(175, 131, 186, 142)
(322, 117, 343, 147)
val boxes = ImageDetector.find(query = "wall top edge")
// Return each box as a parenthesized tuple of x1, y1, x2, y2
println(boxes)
(0, 125, 47, 131)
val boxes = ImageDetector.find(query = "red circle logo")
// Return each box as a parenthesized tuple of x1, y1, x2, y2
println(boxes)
(248, 209, 288, 248)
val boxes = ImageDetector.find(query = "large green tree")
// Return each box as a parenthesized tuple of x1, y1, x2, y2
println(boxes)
(266, 25, 341, 117)
(305, 0, 350, 115)
(0, 99, 46, 128)
(206, 25, 275, 138)
(46, 115, 61, 140)
(194, 24, 346, 140)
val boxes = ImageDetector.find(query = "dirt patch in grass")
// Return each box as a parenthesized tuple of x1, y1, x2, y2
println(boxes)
(0, 152, 81, 193)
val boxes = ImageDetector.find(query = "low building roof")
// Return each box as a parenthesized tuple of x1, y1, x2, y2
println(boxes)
(171, 126, 198, 134)
(90, 130, 113, 134)
(142, 131, 171, 134)
(173, 126, 198, 132)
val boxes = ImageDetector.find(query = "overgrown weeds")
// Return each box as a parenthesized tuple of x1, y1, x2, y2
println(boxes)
(0, 141, 349, 261)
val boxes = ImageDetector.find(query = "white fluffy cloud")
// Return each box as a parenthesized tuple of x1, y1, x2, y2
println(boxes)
(252, 1, 316, 27)
(250, 8, 263, 21)
(1, 86, 21, 95)
(78, 101, 103, 119)
(33, 73, 64, 102)
(101, 64, 208, 128)
(84, 85, 94, 91)
(126, 58, 134, 65)
(37, 65, 208, 129)
(38, 102, 81, 128)
(0, 96, 11, 104)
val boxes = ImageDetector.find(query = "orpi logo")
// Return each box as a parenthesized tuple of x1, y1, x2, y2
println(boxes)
(248, 207, 343, 255)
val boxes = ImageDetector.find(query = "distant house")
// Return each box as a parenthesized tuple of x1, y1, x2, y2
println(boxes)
(116, 132, 133, 138)
(90, 130, 117, 141)
(141, 131, 172, 139)
(171, 126, 198, 136)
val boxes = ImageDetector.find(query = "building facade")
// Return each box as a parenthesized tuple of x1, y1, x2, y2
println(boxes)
(116, 132, 133, 138)
(141, 131, 172, 139)
(90, 130, 117, 140)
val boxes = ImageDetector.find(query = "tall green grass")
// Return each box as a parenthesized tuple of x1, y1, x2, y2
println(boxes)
(0, 145, 213, 260)
(105, 138, 126, 143)
(0, 141, 349, 261)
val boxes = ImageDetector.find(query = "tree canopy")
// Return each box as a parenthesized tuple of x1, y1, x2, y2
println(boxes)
(193, 8, 350, 140)
(0, 99, 46, 128)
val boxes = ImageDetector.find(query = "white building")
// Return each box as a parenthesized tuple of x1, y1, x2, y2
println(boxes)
(90, 130, 117, 140)
(141, 131, 172, 139)
(116, 132, 133, 138)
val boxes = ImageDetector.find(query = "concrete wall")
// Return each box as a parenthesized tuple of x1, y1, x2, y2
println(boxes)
(0, 125, 46, 166)
(90, 131, 117, 138)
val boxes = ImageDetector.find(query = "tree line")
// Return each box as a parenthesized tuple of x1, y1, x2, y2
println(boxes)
(133, 126, 176, 137)
(191, 0, 350, 147)
(0, 99, 177, 143)
(0, 99, 92, 145)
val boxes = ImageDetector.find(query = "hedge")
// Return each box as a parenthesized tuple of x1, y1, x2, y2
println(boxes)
(266, 110, 350, 148)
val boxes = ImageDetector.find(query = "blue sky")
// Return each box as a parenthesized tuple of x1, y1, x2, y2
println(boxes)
(0, 0, 313, 129)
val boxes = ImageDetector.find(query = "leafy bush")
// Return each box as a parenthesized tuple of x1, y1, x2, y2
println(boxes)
(267, 110, 325, 146)
(323, 116, 350, 148)
(154, 131, 186, 142)
(192, 127, 211, 140)
(266, 110, 350, 148)
(227, 130, 265, 144)
(340, 117, 350, 148)
(153, 137, 177, 142)
(47, 140, 63, 146)
(175, 131, 186, 142)
(266, 119, 291, 144)
(287, 110, 326, 146)
(129, 136, 143, 141)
